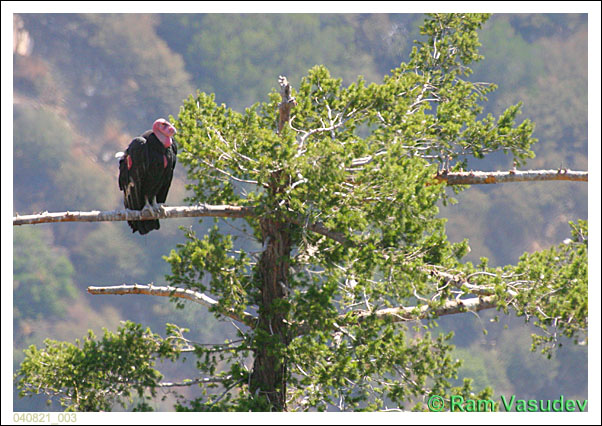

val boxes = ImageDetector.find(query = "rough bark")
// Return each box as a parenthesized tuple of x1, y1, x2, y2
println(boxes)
(250, 78, 296, 410)
(277, 75, 297, 134)
(250, 214, 292, 411)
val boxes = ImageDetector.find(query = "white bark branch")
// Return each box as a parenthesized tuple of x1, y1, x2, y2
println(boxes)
(350, 295, 498, 324)
(350, 154, 588, 186)
(433, 169, 587, 185)
(87, 283, 256, 328)
(13, 204, 252, 226)
(294, 295, 499, 336)
(13, 205, 351, 247)
(159, 377, 230, 388)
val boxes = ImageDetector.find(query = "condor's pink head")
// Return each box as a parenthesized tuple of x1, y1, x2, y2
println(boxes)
(152, 118, 177, 148)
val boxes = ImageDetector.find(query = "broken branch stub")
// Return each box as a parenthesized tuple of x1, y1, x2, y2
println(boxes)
(277, 75, 297, 134)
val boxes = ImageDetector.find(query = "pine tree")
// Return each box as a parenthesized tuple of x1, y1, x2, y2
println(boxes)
(16, 13, 587, 412)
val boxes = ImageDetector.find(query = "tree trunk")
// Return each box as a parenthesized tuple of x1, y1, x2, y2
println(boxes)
(250, 215, 291, 411)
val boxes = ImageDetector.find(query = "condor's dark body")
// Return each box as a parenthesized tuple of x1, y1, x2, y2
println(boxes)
(118, 129, 177, 234)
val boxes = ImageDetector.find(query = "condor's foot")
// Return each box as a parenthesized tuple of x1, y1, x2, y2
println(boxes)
(150, 197, 166, 215)
(141, 198, 157, 217)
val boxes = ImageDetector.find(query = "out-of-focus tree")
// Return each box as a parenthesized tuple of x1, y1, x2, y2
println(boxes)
(507, 13, 587, 42)
(18, 14, 193, 135)
(13, 106, 73, 212)
(158, 14, 386, 110)
(13, 105, 118, 215)
(70, 223, 148, 289)
(14, 227, 77, 343)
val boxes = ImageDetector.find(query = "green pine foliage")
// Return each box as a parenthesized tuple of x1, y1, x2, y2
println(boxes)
(18, 14, 193, 136)
(512, 220, 588, 356)
(163, 13, 582, 410)
(14, 228, 77, 327)
(16, 322, 184, 411)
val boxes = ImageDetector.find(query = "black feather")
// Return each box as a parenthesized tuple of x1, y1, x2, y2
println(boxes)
(118, 130, 177, 235)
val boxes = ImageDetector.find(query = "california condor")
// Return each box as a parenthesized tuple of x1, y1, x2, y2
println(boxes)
(117, 118, 177, 234)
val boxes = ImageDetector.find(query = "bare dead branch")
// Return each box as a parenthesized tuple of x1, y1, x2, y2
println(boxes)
(432, 169, 588, 185)
(424, 266, 500, 296)
(289, 216, 350, 246)
(298, 115, 352, 147)
(12, 169, 585, 245)
(159, 377, 230, 388)
(87, 283, 256, 328)
(199, 158, 260, 185)
(13, 204, 253, 226)
(278, 75, 297, 134)
(13, 204, 352, 247)
(350, 153, 588, 186)
(350, 295, 498, 324)
(293, 295, 498, 336)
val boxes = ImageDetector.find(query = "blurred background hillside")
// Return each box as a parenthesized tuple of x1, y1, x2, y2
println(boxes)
(12, 13, 587, 411)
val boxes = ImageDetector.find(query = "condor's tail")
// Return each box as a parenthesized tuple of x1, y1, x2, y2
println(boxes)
(127, 218, 160, 235)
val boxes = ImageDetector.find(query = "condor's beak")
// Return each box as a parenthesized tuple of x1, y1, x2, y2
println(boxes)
(167, 123, 177, 137)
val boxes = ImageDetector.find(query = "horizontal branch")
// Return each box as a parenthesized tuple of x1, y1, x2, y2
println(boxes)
(432, 169, 588, 185)
(12, 169, 585, 243)
(350, 295, 498, 324)
(159, 377, 230, 388)
(13, 204, 253, 226)
(294, 295, 498, 336)
(87, 283, 256, 328)
(13, 204, 351, 246)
